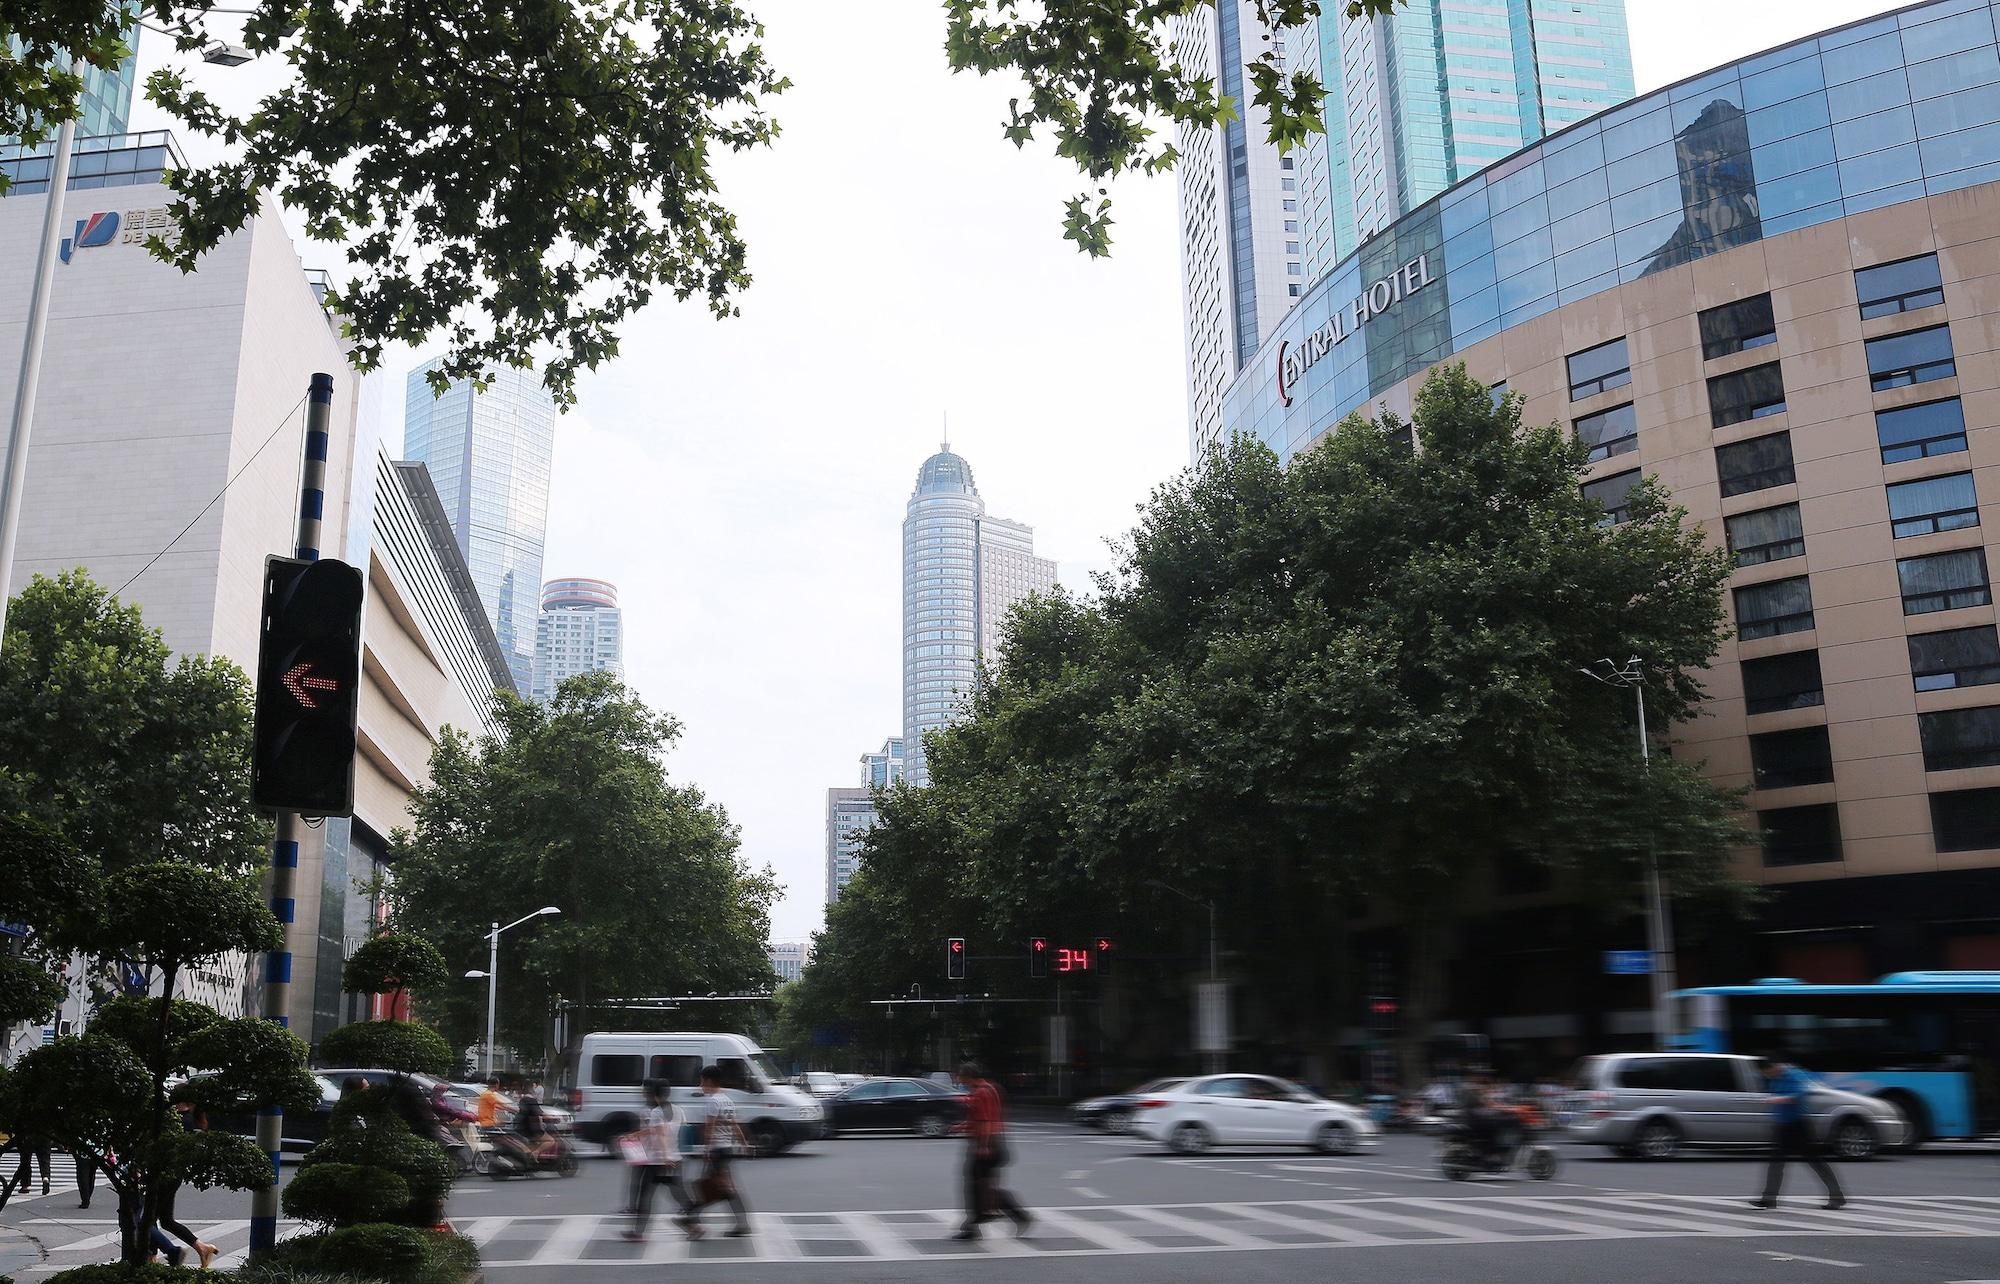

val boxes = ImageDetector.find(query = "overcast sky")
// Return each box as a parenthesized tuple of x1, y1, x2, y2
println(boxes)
(129, 0, 1902, 941)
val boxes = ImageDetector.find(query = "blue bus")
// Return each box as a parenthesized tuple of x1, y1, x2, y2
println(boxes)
(1669, 972, 2000, 1147)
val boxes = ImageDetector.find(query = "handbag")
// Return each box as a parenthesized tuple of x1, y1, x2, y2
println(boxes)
(616, 1133, 653, 1166)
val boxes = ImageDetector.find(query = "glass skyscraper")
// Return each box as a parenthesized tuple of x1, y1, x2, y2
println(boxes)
(4, 25, 141, 140)
(402, 360, 556, 692)
(1177, 0, 1634, 453)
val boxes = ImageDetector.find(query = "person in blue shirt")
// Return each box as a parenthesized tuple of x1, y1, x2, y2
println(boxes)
(1752, 1055, 1844, 1210)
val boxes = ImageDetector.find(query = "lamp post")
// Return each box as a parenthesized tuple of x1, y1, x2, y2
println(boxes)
(1150, 879, 1223, 1072)
(466, 906, 560, 1076)
(1580, 656, 1680, 1046)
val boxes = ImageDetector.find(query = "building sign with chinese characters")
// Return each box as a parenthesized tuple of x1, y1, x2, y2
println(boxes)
(59, 207, 179, 264)
(1276, 253, 1438, 406)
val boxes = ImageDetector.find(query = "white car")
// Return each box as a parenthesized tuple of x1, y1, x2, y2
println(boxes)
(1130, 1074, 1380, 1155)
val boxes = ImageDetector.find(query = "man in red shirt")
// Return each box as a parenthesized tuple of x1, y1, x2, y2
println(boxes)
(953, 1062, 1030, 1241)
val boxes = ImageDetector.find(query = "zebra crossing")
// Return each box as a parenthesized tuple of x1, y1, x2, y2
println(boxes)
(0, 1155, 87, 1205)
(17, 1195, 2000, 1271)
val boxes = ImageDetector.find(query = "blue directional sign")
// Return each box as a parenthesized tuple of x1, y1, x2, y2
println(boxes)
(1604, 949, 1653, 975)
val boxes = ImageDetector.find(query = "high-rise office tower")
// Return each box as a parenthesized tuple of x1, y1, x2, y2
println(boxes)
(861, 737, 906, 789)
(1176, 0, 1634, 453)
(901, 446, 1057, 786)
(402, 360, 556, 691)
(532, 577, 624, 702)
(4, 25, 140, 140)
(825, 786, 877, 906)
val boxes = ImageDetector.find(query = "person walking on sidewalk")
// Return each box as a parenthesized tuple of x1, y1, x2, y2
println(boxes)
(678, 1065, 750, 1239)
(953, 1061, 1030, 1241)
(620, 1080, 686, 1243)
(1751, 1055, 1845, 1210)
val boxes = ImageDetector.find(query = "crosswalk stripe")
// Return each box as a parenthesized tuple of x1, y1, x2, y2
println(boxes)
(528, 1213, 600, 1264)
(1028, 1207, 1155, 1253)
(1594, 1196, 1867, 1235)
(835, 1210, 912, 1257)
(752, 1211, 806, 1260)
(459, 1217, 511, 1247)
(1120, 1203, 1270, 1248)
(1402, 1198, 1645, 1238)
(1298, 1199, 1494, 1241)
(1222, 1201, 1398, 1245)
(1534, 1198, 1763, 1235)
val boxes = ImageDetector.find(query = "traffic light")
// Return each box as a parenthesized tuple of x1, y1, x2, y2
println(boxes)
(947, 937, 965, 980)
(1367, 995, 1401, 1037)
(1029, 937, 1048, 978)
(252, 555, 364, 815)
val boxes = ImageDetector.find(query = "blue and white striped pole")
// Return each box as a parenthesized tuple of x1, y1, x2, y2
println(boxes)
(250, 371, 334, 1256)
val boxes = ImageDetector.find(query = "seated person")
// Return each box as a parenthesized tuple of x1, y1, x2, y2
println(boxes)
(514, 1086, 560, 1162)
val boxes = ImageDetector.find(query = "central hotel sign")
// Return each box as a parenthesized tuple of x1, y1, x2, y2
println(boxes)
(1276, 253, 1438, 407)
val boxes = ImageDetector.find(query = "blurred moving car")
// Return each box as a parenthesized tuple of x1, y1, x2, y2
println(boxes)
(1129, 1074, 1380, 1155)
(796, 1071, 846, 1098)
(1567, 1053, 1906, 1160)
(824, 1076, 970, 1138)
(1073, 1078, 1187, 1133)
(836, 1073, 866, 1088)
(194, 1070, 342, 1153)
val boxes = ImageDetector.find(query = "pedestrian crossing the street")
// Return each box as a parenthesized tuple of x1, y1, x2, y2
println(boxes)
(22, 1194, 1999, 1271)
(0, 1154, 88, 1206)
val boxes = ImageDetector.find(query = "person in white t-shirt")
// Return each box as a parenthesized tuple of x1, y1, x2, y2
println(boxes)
(678, 1064, 751, 1239)
(621, 1080, 685, 1242)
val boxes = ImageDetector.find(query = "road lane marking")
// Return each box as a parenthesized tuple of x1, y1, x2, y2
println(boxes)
(1072, 1186, 1106, 1199)
(458, 1217, 511, 1247)
(1295, 1199, 1496, 1241)
(1028, 1207, 1155, 1252)
(1121, 1203, 1269, 1248)
(528, 1213, 600, 1264)
(834, 1210, 911, 1257)
(1222, 1201, 1396, 1245)
(1757, 1250, 1860, 1267)
(1401, 1198, 1644, 1239)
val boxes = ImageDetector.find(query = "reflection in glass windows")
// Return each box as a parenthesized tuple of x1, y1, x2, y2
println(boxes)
(1751, 726, 1835, 789)
(1855, 253, 1945, 318)
(1876, 398, 1968, 464)
(1716, 432, 1795, 497)
(1909, 625, 2000, 692)
(1643, 99, 1762, 275)
(1759, 802, 1841, 866)
(1867, 325, 1957, 391)
(1920, 705, 2000, 771)
(1886, 471, 1979, 538)
(1574, 402, 1637, 462)
(1742, 649, 1823, 714)
(1735, 575, 1815, 640)
(1726, 503, 1804, 566)
(1567, 337, 1631, 400)
(1898, 548, 1992, 615)
(1709, 362, 1788, 427)
(1583, 470, 1642, 525)
(1699, 293, 1777, 358)
(1932, 787, 2000, 852)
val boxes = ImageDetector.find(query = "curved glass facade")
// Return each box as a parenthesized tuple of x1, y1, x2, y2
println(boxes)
(1223, 0, 2000, 461)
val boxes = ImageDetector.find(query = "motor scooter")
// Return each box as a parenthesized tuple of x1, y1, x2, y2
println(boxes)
(483, 1126, 579, 1179)
(1438, 1106, 1559, 1181)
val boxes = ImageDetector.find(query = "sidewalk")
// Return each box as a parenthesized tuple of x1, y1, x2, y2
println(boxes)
(0, 1223, 44, 1277)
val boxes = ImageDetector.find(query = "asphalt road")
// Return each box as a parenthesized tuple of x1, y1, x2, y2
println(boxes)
(6, 1123, 2000, 1282)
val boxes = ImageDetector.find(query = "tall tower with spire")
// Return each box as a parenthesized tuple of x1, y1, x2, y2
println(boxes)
(901, 444, 1056, 786)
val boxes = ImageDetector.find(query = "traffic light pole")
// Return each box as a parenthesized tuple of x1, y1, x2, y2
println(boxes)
(250, 372, 334, 1257)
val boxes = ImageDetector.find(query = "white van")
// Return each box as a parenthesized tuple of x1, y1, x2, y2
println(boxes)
(571, 1031, 824, 1155)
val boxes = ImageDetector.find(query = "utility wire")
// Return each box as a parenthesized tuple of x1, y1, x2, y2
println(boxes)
(112, 390, 308, 600)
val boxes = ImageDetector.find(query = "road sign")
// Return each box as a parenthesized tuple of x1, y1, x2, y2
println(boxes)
(1195, 979, 1231, 1054)
(1604, 949, 1653, 975)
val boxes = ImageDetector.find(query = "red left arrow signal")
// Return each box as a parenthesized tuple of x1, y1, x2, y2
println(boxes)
(283, 661, 339, 710)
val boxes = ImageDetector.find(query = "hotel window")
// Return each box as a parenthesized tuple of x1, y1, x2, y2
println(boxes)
(1709, 362, 1787, 427)
(1854, 253, 1944, 320)
(1887, 472, 1979, 538)
(1726, 503, 1804, 567)
(1759, 803, 1842, 866)
(1898, 548, 1992, 615)
(1574, 402, 1637, 462)
(1582, 470, 1641, 525)
(1876, 398, 1967, 464)
(1567, 337, 1631, 400)
(1751, 726, 1835, 789)
(1742, 650, 1824, 715)
(1909, 625, 2000, 692)
(1715, 432, 1795, 498)
(1867, 325, 1957, 391)
(1735, 576, 1815, 641)
(1920, 706, 2000, 771)
(1699, 293, 1777, 359)
(1932, 787, 2000, 852)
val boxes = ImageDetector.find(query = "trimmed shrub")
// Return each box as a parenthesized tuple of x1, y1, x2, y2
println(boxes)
(232, 1269, 385, 1284)
(282, 1161, 412, 1228)
(44, 1265, 209, 1284)
(316, 1021, 453, 1077)
(294, 1087, 452, 1226)
(265, 1225, 475, 1284)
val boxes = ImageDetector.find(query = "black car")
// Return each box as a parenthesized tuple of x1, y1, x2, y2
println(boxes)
(824, 1077, 969, 1138)
(191, 1070, 342, 1153)
(1072, 1077, 1187, 1133)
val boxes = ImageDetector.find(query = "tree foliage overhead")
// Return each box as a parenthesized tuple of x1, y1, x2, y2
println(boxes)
(944, 0, 1402, 254)
(390, 671, 779, 1066)
(798, 364, 1748, 1059)
(3, 0, 785, 406)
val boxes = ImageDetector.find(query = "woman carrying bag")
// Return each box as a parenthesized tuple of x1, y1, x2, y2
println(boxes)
(619, 1080, 685, 1242)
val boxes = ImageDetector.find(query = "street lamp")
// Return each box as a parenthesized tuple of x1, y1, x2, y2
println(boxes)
(1579, 656, 1680, 1047)
(1149, 879, 1224, 1072)
(472, 906, 561, 1076)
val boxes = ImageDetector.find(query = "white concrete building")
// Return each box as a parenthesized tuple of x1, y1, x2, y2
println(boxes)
(767, 941, 808, 986)
(532, 576, 623, 702)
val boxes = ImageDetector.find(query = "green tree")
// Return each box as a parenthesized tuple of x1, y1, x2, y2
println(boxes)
(319, 933, 455, 1075)
(944, 0, 1403, 254)
(389, 671, 779, 1070)
(4, 1, 784, 405)
(802, 364, 1748, 1074)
